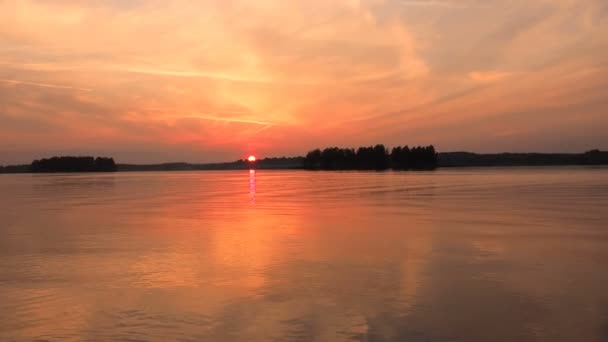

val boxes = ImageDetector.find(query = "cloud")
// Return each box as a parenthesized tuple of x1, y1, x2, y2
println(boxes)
(0, 79, 92, 91)
(115, 66, 277, 84)
(397, 0, 472, 8)
(468, 71, 512, 83)
(0, 0, 607, 163)
(184, 114, 278, 126)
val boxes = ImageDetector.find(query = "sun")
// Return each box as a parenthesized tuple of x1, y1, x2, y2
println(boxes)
(247, 155, 257, 162)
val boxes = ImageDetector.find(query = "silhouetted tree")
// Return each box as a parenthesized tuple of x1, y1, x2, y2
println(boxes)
(95, 157, 118, 171)
(30, 156, 117, 172)
(304, 149, 322, 169)
(584, 149, 608, 165)
(437, 150, 608, 166)
(388, 145, 436, 169)
(0, 164, 29, 173)
(354, 145, 389, 170)
(304, 144, 430, 170)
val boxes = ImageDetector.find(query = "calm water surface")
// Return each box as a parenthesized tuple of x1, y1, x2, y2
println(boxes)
(1, 168, 607, 341)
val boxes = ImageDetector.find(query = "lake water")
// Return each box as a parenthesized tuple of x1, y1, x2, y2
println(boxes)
(1, 168, 607, 341)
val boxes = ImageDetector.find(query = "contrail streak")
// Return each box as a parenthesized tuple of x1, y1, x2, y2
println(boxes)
(186, 114, 277, 126)
(0, 79, 92, 92)
(119, 66, 273, 84)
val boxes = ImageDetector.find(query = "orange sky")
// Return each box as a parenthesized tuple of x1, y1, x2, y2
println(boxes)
(1, 0, 607, 163)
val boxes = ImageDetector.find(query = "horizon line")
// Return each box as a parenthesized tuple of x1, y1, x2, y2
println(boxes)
(1, 149, 605, 167)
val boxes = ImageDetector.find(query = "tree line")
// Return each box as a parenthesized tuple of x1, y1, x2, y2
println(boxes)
(303, 145, 437, 170)
(439, 149, 608, 167)
(30, 156, 117, 172)
(2, 149, 606, 173)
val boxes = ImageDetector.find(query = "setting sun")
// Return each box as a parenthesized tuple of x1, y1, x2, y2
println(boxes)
(1, 1, 608, 341)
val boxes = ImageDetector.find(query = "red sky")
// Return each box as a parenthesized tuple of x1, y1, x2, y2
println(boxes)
(1, 0, 607, 164)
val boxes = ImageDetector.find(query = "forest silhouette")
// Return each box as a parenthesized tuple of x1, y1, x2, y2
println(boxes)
(2, 149, 608, 173)
(29, 156, 117, 172)
(303, 145, 437, 170)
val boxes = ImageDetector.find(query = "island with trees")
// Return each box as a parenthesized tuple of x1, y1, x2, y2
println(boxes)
(27, 156, 117, 173)
(303, 145, 437, 170)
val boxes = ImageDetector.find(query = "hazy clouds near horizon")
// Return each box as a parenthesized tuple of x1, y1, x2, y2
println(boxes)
(1, 0, 607, 163)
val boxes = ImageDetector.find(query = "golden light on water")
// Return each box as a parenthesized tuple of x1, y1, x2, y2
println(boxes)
(249, 169, 256, 205)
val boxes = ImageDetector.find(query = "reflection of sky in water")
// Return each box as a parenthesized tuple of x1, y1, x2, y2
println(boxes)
(1, 168, 608, 341)
(249, 169, 256, 205)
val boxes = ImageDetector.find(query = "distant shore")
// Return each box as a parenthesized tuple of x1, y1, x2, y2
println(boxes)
(118, 150, 608, 171)
(1, 150, 607, 173)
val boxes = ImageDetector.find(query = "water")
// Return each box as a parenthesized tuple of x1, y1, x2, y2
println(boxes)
(1, 167, 607, 341)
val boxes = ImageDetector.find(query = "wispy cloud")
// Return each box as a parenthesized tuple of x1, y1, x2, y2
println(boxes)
(185, 114, 278, 126)
(117, 66, 275, 84)
(468, 71, 512, 83)
(0, 0, 606, 163)
(397, 0, 471, 8)
(0, 79, 92, 92)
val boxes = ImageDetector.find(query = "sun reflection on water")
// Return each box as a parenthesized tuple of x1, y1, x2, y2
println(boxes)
(249, 169, 256, 205)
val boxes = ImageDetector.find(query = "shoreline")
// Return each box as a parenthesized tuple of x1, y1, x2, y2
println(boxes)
(2, 151, 607, 174)
(1, 164, 606, 175)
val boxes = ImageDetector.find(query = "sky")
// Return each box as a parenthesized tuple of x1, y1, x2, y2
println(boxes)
(1, 0, 607, 164)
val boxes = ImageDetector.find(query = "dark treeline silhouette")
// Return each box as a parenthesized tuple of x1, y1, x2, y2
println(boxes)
(118, 157, 304, 171)
(391, 146, 438, 169)
(2, 150, 608, 174)
(236, 156, 304, 170)
(585, 150, 608, 164)
(0, 164, 30, 173)
(117, 162, 194, 172)
(29, 156, 117, 172)
(304, 145, 437, 170)
(439, 150, 608, 167)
